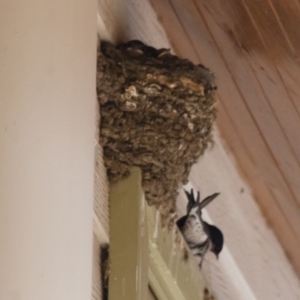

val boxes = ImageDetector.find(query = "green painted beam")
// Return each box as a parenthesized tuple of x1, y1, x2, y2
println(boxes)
(108, 166, 212, 300)
(108, 167, 148, 300)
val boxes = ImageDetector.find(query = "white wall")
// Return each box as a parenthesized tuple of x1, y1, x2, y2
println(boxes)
(0, 0, 97, 299)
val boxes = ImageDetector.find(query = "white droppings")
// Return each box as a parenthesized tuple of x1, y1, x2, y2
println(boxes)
(126, 85, 139, 98)
(188, 122, 194, 130)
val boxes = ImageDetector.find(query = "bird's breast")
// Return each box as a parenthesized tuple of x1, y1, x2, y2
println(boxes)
(182, 215, 208, 245)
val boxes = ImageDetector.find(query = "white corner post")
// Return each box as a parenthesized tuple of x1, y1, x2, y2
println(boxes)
(0, 0, 97, 299)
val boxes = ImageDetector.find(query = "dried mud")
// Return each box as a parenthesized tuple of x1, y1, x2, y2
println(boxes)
(97, 40, 217, 216)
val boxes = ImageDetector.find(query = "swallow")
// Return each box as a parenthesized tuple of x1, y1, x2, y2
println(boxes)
(177, 189, 224, 267)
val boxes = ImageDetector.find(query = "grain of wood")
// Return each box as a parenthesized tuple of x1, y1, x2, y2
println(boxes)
(268, 0, 300, 54)
(193, 0, 300, 209)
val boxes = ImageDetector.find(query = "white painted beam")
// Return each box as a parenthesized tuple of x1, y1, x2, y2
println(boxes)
(0, 0, 97, 299)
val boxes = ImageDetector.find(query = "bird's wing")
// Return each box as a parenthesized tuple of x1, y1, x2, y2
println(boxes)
(184, 189, 201, 213)
(184, 189, 195, 204)
(199, 192, 220, 210)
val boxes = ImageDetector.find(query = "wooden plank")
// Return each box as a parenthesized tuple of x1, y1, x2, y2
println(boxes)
(242, 0, 294, 56)
(108, 167, 149, 300)
(276, 62, 300, 116)
(241, 0, 300, 114)
(268, 0, 300, 54)
(216, 101, 300, 258)
(193, 0, 300, 207)
(202, 0, 300, 164)
(216, 104, 300, 274)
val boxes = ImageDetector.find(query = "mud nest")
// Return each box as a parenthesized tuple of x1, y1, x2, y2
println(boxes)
(97, 40, 217, 216)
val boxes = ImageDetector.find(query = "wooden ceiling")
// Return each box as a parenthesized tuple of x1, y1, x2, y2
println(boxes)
(150, 0, 300, 276)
